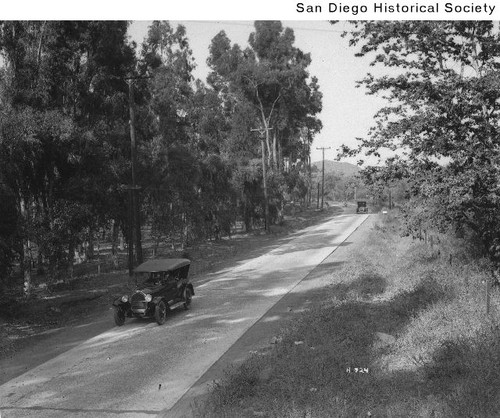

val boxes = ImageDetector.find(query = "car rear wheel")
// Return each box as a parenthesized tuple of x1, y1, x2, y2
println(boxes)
(155, 301, 167, 325)
(183, 288, 192, 310)
(114, 307, 126, 326)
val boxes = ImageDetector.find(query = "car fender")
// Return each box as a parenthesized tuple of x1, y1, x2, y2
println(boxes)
(152, 296, 165, 305)
(113, 300, 131, 314)
(113, 298, 125, 307)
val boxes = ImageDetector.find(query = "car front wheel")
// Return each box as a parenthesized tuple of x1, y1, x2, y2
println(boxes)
(155, 301, 167, 325)
(114, 307, 126, 326)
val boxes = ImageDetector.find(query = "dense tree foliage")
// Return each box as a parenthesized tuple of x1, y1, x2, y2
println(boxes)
(0, 21, 135, 293)
(0, 20, 323, 294)
(339, 21, 500, 262)
(207, 21, 322, 227)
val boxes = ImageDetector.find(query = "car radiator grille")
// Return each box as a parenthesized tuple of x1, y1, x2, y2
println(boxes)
(131, 292, 147, 312)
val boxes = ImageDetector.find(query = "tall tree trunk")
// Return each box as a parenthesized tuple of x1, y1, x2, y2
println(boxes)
(119, 232, 124, 251)
(277, 133, 282, 172)
(20, 197, 32, 297)
(153, 235, 160, 257)
(22, 239, 32, 297)
(243, 195, 252, 232)
(68, 239, 75, 280)
(256, 97, 272, 167)
(127, 189, 134, 275)
(265, 133, 272, 167)
(134, 189, 143, 264)
(182, 212, 189, 249)
(87, 227, 94, 260)
(277, 199, 284, 225)
(96, 233, 101, 275)
(272, 131, 278, 169)
(111, 219, 119, 256)
(261, 138, 270, 232)
(37, 251, 44, 275)
(128, 81, 143, 265)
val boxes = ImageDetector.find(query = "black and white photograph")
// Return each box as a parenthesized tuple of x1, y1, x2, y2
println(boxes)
(1, 5, 500, 417)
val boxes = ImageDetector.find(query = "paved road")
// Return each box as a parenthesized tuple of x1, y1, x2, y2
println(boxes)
(0, 213, 368, 418)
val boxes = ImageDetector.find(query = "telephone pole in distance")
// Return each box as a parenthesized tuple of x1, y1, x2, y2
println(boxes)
(316, 147, 331, 210)
(124, 74, 152, 274)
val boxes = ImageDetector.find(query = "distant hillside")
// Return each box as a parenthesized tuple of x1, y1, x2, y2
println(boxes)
(312, 160, 360, 177)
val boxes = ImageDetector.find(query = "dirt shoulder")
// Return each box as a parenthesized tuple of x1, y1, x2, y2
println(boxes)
(0, 204, 345, 386)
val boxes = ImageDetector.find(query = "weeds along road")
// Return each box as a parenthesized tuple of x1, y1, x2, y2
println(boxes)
(0, 213, 369, 418)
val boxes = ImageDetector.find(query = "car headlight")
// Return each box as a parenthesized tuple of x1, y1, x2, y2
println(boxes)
(121, 295, 129, 303)
(145, 294, 152, 302)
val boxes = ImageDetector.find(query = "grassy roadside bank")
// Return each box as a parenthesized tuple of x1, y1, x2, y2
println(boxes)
(198, 212, 500, 418)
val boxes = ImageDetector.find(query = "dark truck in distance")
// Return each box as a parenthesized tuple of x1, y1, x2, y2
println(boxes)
(356, 201, 368, 214)
(112, 258, 194, 326)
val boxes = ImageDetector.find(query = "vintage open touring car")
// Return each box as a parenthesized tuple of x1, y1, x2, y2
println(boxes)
(112, 258, 194, 326)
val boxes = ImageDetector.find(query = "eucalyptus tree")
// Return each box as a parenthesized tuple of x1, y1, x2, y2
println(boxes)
(138, 21, 236, 246)
(190, 82, 238, 238)
(247, 21, 322, 171)
(0, 21, 135, 293)
(339, 21, 500, 261)
(0, 179, 17, 282)
(135, 21, 197, 248)
(207, 21, 322, 228)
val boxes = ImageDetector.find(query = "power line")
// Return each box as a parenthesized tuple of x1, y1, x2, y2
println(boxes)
(178, 21, 500, 39)
(179, 20, 348, 34)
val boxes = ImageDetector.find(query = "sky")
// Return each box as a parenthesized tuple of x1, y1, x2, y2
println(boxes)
(128, 20, 387, 164)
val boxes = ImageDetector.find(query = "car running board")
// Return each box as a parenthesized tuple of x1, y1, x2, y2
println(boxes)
(168, 301, 185, 310)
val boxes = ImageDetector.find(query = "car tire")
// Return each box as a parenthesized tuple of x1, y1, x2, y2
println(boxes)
(114, 307, 126, 326)
(155, 301, 167, 325)
(183, 288, 192, 310)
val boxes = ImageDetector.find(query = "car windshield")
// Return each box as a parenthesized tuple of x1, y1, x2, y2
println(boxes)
(141, 272, 168, 285)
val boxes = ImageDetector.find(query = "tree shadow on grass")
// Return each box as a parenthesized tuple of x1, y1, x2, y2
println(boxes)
(418, 329, 500, 417)
(288, 274, 500, 418)
(355, 329, 500, 417)
(328, 272, 387, 301)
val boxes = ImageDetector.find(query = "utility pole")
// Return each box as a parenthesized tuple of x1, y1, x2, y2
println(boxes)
(124, 74, 152, 274)
(316, 147, 331, 210)
(251, 127, 273, 232)
(127, 79, 143, 267)
(127, 187, 134, 276)
(300, 127, 312, 207)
